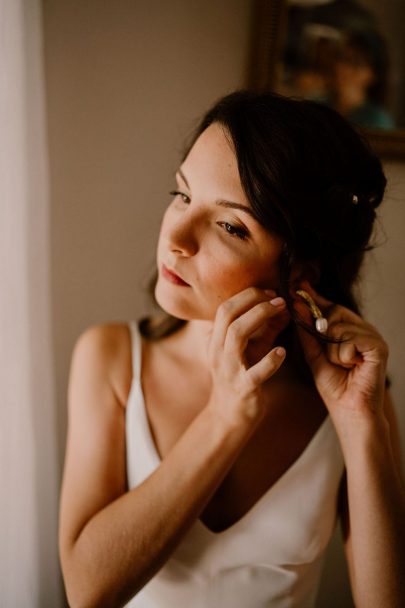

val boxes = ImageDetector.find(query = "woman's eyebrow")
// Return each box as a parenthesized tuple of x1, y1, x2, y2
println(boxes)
(176, 168, 190, 189)
(176, 168, 255, 219)
(215, 200, 256, 218)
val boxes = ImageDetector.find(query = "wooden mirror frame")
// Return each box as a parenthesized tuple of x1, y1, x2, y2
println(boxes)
(247, 0, 405, 160)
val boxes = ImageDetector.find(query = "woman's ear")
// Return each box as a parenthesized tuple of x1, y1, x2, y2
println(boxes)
(289, 260, 320, 291)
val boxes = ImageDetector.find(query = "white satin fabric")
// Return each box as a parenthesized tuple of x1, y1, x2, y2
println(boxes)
(125, 320, 345, 607)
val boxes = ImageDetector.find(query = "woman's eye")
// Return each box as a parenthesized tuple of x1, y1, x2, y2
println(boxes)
(169, 190, 190, 204)
(217, 222, 249, 241)
(168, 191, 248, 241)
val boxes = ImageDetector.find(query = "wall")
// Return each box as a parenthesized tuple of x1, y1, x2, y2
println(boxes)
(42, 2, 404, 606)
(42, 1, 251, 603)
(42, 0, 252, 464)
(361, 161, 405, 449)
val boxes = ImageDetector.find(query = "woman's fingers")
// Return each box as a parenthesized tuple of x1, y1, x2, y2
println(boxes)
(247, 346, 286, 386)
(327, 321, 388, 367)
(206, 287, 289, 420)
(224, 297, 287, 357)
(327, 339, 363, 369)
(293, 284, 361, 371)
(337, 343, 358, 367)
(209, 287, 277, 357)
(296, 296, 387, 373)
(292, 281, 389, 415)
(207, 286, 290, 403)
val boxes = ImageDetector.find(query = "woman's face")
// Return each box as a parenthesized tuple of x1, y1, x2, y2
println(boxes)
(155, 123, 285, 321)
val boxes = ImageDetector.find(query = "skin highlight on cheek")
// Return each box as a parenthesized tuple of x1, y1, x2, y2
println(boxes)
(205, 264, 278, 317)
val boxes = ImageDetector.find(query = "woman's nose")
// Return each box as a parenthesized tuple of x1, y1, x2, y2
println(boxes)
(165, 214, 199, 256)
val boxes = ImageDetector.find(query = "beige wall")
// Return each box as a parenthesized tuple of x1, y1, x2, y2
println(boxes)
(361, 161, 405, 448)
(42, 0, 252, 461)
(42, 2, 404, 606)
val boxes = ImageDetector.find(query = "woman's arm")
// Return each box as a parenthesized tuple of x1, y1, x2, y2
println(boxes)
(339, 389, 405, 607)
(59, 325, 254, 607)
(59, 289, 287, 607)
(294, 281, 405, 608)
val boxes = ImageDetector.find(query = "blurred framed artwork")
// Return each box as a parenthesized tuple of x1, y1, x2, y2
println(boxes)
(248, 0, 405, 159)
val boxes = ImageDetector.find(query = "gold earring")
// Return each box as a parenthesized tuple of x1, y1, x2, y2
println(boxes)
(296, 289, 328, 334)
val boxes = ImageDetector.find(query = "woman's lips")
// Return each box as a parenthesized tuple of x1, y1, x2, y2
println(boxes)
(161, 264, 190, 286)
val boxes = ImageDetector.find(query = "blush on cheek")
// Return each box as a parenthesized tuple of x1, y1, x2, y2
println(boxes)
(209, 260, 280, 313)
(206, 265, 260, 307)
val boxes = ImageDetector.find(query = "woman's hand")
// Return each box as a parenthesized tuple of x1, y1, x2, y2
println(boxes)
(206, 287, 290, 426)
(294, 280, 389, 426)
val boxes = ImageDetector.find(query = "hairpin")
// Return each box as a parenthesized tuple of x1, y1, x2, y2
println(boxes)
(295, 289, 328, 333)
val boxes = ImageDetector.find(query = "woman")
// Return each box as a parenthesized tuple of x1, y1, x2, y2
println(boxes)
(59, 91, 404, 607)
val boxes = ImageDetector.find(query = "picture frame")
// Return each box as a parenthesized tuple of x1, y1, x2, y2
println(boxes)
(247, 0, 405, 160)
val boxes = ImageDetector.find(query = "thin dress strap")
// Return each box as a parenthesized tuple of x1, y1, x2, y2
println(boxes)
(128, 320, 141, 381)
(125, 320, 161, 483)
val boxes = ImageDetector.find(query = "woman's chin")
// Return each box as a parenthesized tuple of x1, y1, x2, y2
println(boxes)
(155, 287, 216, 322)
(154, 286, 193, 320)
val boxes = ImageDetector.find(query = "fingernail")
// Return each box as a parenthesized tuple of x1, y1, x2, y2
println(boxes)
(264, 289, 276, 296)
(270, 297, 285, 307)
(275, 347, 286, 357)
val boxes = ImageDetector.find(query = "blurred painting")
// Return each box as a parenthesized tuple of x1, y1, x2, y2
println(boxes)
(272, 0, 405, 130)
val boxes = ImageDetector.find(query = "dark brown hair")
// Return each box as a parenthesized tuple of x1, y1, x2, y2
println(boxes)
(140, 90, 389, 386)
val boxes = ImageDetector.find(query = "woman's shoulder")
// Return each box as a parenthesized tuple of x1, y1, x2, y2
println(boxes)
(74, 322, 134, 407)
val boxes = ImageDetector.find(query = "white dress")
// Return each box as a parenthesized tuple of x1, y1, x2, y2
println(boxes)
(125, 320, 345, 607)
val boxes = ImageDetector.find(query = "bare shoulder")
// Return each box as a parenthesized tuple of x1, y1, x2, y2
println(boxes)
(72, 322, 133, 408)
(60, 322, 134, 552)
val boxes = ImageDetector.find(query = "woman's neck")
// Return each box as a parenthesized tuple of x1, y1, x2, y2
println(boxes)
(157, 317, 307, 388)
(160, 318, 215, 369)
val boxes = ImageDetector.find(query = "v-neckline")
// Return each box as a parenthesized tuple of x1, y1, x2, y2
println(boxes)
(132, 320, 331, 537)
(196, 415, 330, 537)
